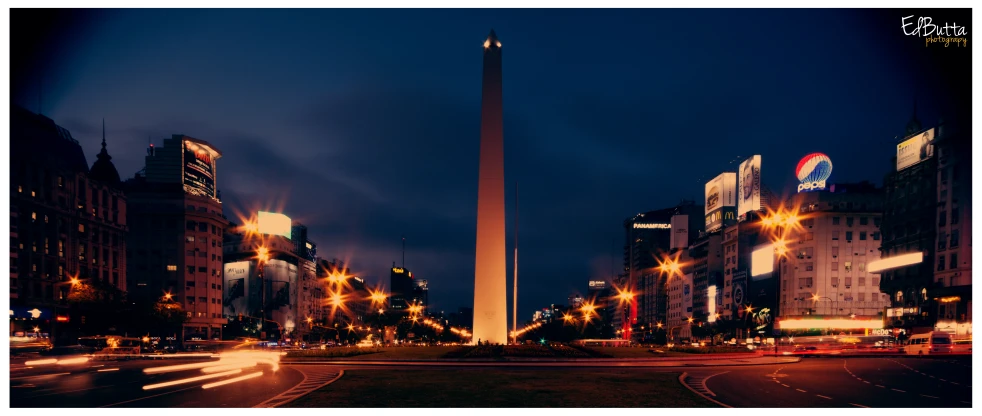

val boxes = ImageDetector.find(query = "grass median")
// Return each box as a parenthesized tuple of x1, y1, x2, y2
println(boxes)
(285, 369, 715, 407)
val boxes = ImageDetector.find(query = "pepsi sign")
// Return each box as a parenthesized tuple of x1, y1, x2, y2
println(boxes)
(795, 153, 833, 193)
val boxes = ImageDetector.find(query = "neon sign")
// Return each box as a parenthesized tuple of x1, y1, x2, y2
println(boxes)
(796, 153, 833, 193)
(633, 223, 671, 229)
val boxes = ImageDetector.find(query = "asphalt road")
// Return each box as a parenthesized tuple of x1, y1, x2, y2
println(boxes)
(695, 356, 973, 408)
(10, 356, 305, 407)
(10, 355, 971, 407)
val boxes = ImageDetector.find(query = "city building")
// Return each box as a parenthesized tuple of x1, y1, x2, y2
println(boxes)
(126, 135, 228, 341)
(878, 114, 972, 337)
(222, 214, 324, 340)
(389, 265, 415, 311)
(930, 119, 971, 336)
(774, 182, 891, 330)
(878, 113, 941, 334)
(412, 278, 429, 310)
(667, 270, 694, 342)
(615, 201, 703, 339)
(9, 107, 128, 344)
(291, 222, 317, 262)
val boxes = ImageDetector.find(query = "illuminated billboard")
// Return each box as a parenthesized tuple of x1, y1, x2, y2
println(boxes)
(223, 261, 251, 317)
(670, 215, 689, 249)
(704, 172, 736, 232)
(896, 128, 935, 171)
(868, 252, 923, 273)
(751, 244, 774, 279)
(633, 223, 670, 229)
(796, 153, 832, 193)
(738, 155, 761, 218)
(258, 211, 292, 239)
(707, 285, 717, 322)
(183, 140, 220, 199)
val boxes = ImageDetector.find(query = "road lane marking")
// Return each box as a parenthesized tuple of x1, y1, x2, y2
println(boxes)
(939, 379, 947, 382)
(875, 385, 885, 388)
(202, 371, 264, 389)
(99, 385, 201, 407)
(850, 403, 869, 408)
(97, 368, 119, 372)
(816, 395, 832, 400)
(796, 389, 807, 393)
(921, 394, 939, 399)
(10, 372, 70, 380)
(780, 384, 790, 387)
(677, 372, 732, 409)
(863, 381, 870, 384)
(891, 389, 906, 393)
(951, 382, 959, 385)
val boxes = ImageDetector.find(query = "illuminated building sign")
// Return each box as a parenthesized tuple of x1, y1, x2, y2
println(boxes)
(707, 286, 717, 322)
(777, 318, 883, 330)
(182, 140, 220, 199)
(588, 280, 607, 288)
(633, 223, 671, 229)
(868, 252, 923, 273)
(257, 211, 292, 239)
(795, 153, 833, 193)
(751, 244, 774, 278)
(392, 267, 406, 274)
(896, 128, 935, 171)
(705, 172, 736, 232)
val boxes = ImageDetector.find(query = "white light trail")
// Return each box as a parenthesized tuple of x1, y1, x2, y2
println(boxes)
(142, 369, 242, 390)
(97, 368, 120, 372)
(201, 371, 264, 389)
(24, 359, 57, 366)
(57, 357, 90, 365)
(868, 252, 923, 273)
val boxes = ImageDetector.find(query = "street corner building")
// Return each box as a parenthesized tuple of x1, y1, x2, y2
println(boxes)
(472, 29, 508, 345)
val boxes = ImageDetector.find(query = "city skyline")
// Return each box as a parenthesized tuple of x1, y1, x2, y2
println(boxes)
(10, 8, 970, 320)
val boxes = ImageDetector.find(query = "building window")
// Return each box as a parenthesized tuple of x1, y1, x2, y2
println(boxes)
(937, 256, 945, 271)
(951, 230, 959, 248)
(844, 262, 852, 272)
(896, 291, 903, 303)
(951, 208, 959, 225)
(859, 232, 867, 240)
(872, 277, 880, 287)
(832, 231, 839, 240)
(187, 221, 197, 231)
(846, 217, 854, 227)
(186, 236, 195, 243)
(939, 211, 947, 227)
(950, 253, 957, 269)
(188, 266, 195, 274)
(198, 222, 208, 232)
(831, 262, 838, 271)
(921, 288, 928, 301)
(858, 277, 866, 286)
(187, 281, 196, 287)
(845, 231, 853, 241)
(938, 232, 947, 250)
(198, 266, 207, 273)
(832, 216, 840, 225)
(872, 232, 880, 240)
(845, 277, 853, 287)
(859, 217, 868, 225)
(167, 265, 177, 271)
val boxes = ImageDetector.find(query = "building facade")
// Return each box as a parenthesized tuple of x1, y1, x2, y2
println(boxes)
(776, 183, 891, 326)
(10, 107, 128, 344)
(126, 135, 228, 341)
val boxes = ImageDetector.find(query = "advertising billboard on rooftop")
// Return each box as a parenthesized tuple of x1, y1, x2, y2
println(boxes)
(258, 211, 292, 239)
(896, 128, 935, 171)
(738, 155, 761, 218)
(183, 140, 219, 199)
(705, 172, 736, 232)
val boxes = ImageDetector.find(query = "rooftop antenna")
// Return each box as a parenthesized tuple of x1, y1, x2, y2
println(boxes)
(402, 235, 406, 268)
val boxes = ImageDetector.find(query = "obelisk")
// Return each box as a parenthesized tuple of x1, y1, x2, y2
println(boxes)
(472, 29, 507, 345)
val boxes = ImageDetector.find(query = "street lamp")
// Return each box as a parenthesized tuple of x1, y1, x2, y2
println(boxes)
(256, 245, 270, 338)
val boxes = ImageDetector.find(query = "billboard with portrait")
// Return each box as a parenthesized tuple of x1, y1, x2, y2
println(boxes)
(896, 128, 935, 171)
(183, 140, 219, 198)
(265, 259, 299, 332)
(705, 172, 736, 232)
(223, 261, 251, 317)
(738, 155, 761, 218)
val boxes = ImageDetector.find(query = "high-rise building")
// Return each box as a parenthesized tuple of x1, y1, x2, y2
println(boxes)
(615, 201, 703, 340)
(878, 112, 940, 334)
(412, 279, 429, 310)
(472, 29, 508, 345)
(291, 223, 316, 262)
(930, 120, 971, 336)
(126, 135, 228, 341)
(389, 266, 414, 311)
(879, 114, 971, 336)
(10, 107, 128, 344)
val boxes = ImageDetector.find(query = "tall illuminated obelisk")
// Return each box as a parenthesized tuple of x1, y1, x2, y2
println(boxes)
(472, 29, 507, 345)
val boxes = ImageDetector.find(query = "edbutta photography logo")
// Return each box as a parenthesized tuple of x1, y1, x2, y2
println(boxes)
(902, 15, 969, 47)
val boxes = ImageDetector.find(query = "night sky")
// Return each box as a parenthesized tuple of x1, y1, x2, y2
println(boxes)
(11, 8, 971, 322)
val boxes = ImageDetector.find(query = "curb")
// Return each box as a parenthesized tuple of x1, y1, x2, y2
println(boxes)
(679, 372, 732, 408)
(253, 369, 344, 408)
(283, 357, 801, 367)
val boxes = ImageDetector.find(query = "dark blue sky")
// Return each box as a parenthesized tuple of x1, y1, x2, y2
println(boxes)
(11, 8, 971, 321)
